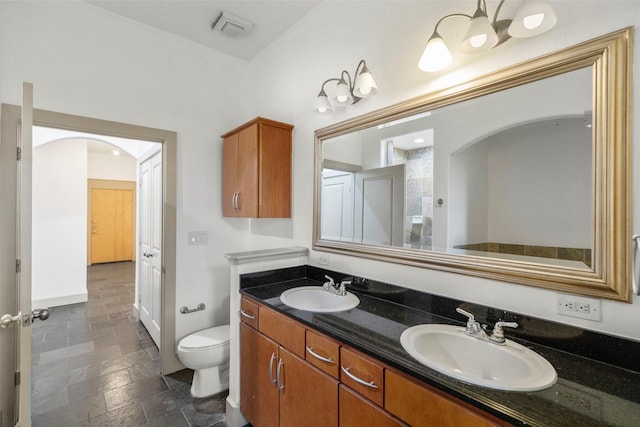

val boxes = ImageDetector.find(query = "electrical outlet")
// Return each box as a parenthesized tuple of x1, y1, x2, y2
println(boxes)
(557, 294, 602, 321)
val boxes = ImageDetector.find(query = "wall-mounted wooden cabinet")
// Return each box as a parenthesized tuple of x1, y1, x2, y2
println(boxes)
(221, 117, 293, 218)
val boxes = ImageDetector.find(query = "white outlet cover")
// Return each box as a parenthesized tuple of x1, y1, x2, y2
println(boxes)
(557, 293, 602, 322)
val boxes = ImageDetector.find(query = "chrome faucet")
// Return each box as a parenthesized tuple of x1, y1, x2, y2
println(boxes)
(323, 275, 350, 296)
(456, 307, 518, 345)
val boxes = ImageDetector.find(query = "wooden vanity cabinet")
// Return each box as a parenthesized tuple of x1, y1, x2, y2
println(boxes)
(239, 299, 338, 427)
(221, 117, 293, 218)
(240, 297, 509, 427)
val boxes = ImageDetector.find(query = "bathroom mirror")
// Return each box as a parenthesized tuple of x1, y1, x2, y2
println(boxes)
(313, 28, 632, 301)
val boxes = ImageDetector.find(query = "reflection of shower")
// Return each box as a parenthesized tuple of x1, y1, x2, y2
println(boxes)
(385, 139, 434, 249)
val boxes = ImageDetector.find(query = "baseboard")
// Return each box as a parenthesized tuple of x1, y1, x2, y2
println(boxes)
(32, 292, 88, 308)
(225, 397, 247, 427)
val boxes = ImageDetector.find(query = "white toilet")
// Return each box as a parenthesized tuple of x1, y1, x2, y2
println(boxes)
(177, 324, 230, 398)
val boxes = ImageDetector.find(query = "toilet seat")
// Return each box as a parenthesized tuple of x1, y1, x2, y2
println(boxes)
(179, 325, 230, 351)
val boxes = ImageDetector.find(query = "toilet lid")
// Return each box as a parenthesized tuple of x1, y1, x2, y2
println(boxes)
(179, 325, 230, 350)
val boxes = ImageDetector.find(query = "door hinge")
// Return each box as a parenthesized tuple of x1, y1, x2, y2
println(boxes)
(14, 371, 21, 386)
(16, 147, 22, 161)
(15, 259, 21, 273)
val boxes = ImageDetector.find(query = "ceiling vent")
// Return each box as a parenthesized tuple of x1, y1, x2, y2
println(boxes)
(211, 11, 254, 37)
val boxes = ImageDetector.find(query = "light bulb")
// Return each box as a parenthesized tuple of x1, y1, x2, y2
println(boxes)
(470, 34, 487, 48)
(523, 13, 544, 30)
(418, 33, 452, 72)
(359, 85, 371, 96)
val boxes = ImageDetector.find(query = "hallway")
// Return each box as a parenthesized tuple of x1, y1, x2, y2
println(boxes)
(30, 261, 228, 426)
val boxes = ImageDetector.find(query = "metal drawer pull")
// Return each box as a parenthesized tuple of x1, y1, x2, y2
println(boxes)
(341, 366, 378, 389)
(269, 352, 277, 384)
(306, 346, 334, 364)
(240, 309, 256, 320)
(277, 358, 285, 390)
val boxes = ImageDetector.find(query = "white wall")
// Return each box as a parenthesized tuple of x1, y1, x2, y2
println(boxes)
(32, 139, 88, 307)
(88, 151, 137, 181)
(487, 118, 592, 248)
(0, 1, 252, 344)
(246, 1, 640, 341)
(5, 1, 640, 344)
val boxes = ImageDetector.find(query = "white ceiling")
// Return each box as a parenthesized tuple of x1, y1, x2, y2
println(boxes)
(85, 0, 321, 61)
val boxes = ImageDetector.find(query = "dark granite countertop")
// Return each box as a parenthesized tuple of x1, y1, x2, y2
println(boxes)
(239, 265, 640, 427)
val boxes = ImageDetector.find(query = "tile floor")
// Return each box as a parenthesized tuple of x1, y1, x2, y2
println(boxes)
(30, 261, 228, 427)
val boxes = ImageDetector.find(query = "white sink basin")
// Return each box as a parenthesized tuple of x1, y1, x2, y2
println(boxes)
(280, 286, 360, 313)
(400, 324, 557, 391)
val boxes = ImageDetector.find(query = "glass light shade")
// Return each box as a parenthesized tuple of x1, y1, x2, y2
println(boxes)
(418, 32, 452, 72)
(508, 1, 557, 38)
(460, 9, 499, 54)
(353, 65, 378, 98)
(332, 77, 353, 106)
(315, 90, 333, 114)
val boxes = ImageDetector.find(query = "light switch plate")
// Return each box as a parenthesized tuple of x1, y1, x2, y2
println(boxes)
(188, 231, 208, 246)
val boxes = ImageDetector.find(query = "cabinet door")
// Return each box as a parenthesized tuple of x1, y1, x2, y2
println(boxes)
(237, 123, 259, 217)
(340, 385, 407, 427)
(385, 370, 503, 427)
(240, 323, 279, 427)
(222, 133, 239, 217)
(278, 347, 338, 427)
(258, 123, 292, 218)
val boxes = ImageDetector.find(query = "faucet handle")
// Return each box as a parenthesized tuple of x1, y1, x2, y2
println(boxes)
(490, 321, 519, 343)
(456, 307, 475, 322)
(456, 308, 480, 334)
(324, 275, 335, 286)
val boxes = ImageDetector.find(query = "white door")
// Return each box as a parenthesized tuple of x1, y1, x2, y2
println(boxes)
(321, 169, 354, 241)
(354, 165, 405, 247)
(139, 151, 162, 346)
(0, 83, 34, 427)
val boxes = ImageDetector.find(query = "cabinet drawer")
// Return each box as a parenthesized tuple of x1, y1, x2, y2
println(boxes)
(258, 306, 305, 358)
(340, 347, 384, 406)
(385, 369, 504, 427)
(239, 296, 259, 329)
(305, 330, 340, 379)
(340, 385, 407, 427)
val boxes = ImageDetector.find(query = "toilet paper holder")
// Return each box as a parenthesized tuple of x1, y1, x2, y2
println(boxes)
(180, 303, 205, 314)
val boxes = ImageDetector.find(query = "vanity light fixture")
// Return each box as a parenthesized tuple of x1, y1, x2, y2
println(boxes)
(418, 0, 557, 72)
(315, 59, 378, 114)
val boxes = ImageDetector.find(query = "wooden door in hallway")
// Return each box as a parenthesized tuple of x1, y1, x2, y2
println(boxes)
(89, 181, 135, 264)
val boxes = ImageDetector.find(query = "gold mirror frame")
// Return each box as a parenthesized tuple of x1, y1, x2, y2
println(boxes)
(313, 28, 632, 302)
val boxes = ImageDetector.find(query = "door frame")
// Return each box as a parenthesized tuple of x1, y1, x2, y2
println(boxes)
(2, 105, 180, 375)
(87, 179, 137, 265)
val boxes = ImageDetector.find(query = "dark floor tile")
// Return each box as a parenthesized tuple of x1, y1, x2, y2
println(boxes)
(81, 401, 147, 427)
(141, 383, 192, 420)
(128, 358, 161, 382)
(32, 393, 107, 426)
(144, 410, 190, 427)
(104, 375, 169, 411)
(67, 368, 132, 403)
(31, 262, 226, 426)
(181, 405, 225, 427)
(32, 358, 68, 379)
(163, 369, 193, 389)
